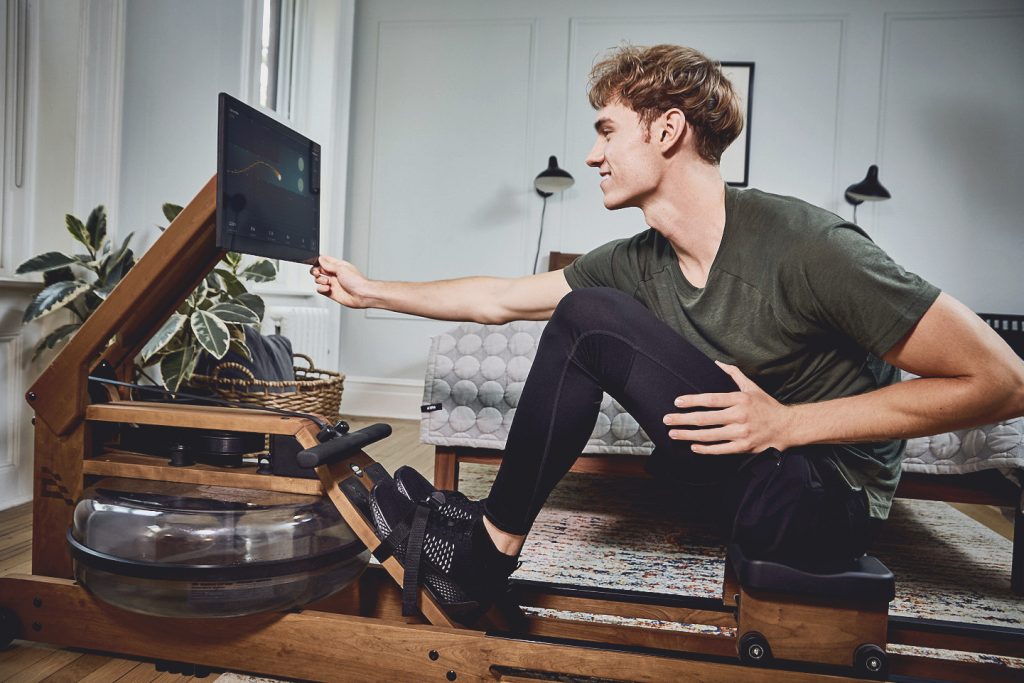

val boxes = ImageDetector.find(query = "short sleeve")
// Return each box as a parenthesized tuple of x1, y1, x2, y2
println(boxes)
(563, 238, 633, 290)
(799, 224, 940, 357)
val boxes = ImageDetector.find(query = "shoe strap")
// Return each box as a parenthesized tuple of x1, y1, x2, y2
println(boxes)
(402, 502, 432, 616)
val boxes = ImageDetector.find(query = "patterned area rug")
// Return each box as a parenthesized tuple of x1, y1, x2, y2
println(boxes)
(458, 463, 1023, 629)
(218, 464, 1023, 681)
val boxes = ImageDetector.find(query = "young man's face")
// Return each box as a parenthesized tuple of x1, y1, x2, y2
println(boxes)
(585, 102, 663, 210)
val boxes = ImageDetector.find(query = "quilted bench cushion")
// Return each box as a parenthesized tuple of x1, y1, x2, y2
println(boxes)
(420, 322, 1023, 479)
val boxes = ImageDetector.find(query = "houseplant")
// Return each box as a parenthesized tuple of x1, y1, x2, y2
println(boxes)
(18, 203, 277, 392)
(139, 203, 277, 391)
(16, 206, 135, 360)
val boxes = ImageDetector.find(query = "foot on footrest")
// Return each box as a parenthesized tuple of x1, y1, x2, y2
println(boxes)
(370, 477, 517, 627)
(394, 465, 486, 520)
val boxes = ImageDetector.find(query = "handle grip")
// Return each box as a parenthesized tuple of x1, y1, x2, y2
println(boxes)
(296, 423, 393, 469)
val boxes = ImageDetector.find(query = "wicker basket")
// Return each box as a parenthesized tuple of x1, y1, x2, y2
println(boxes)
(188, 353, 345, 421)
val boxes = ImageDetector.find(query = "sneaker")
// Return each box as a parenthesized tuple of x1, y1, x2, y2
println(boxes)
(369, 476, 515, 624)
(394, 465, 486, 520)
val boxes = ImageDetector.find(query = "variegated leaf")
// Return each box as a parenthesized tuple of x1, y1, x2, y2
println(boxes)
(239, 259, 277, 282)
(214, 268, 247, 297)
(209, 302, 260, 325)
(85, 206, 107, 253)
(191, 309, 230, 359)
(160, 344, 196, 392)
(65, 214, 91, 251)
(141, 313, 187, 362)
(235, 293, 265, 321)
(228, 338, 252, 362)
(15, 252, 77, 275)
(223, 251, 243, 269)
(22, 280, 90, 323)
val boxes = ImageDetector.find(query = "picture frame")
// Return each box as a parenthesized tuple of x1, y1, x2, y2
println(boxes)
(720, 62, 754, 187)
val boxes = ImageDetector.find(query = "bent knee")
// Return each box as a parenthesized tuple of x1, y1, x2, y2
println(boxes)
(549, 287, 645, 333)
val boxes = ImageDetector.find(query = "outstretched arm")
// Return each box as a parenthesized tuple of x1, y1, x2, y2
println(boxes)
(311, 254, 572, 324)
(664, 292, 1024, 454)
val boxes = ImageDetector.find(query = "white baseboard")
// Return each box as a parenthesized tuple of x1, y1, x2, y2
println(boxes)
(341, 376, 424, 420)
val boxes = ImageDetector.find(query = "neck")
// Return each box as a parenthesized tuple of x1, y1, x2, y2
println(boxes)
(639, 161, 727, 285)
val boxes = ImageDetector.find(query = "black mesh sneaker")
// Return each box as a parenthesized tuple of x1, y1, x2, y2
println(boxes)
(394, 465, 486, 521)
(369, 476, 516, 625)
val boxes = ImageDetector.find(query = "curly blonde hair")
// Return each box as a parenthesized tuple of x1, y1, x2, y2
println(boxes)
(588, 44, 744, 165)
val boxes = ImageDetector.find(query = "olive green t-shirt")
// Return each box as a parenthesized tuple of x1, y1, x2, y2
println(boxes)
(563, 186, 940, 518)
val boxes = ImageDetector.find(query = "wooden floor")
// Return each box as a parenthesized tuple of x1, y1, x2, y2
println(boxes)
(0, 417, 1013, 682)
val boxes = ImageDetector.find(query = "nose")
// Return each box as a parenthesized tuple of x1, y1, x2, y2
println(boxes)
(585, 138, 604, 168)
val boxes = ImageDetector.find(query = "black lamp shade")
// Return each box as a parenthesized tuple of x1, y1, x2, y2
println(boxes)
(534, 156, 574, 197)
(844, 165, 891, 206)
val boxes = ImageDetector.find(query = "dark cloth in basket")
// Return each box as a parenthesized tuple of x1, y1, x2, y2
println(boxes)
(196, 327, 295, 389)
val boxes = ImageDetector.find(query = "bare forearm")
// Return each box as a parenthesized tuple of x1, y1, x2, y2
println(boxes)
(785, 373, 1024, 447)
(360, 276, 524, 323)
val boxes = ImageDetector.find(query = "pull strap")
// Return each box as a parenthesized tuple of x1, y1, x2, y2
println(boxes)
(401, 502, 432, 616)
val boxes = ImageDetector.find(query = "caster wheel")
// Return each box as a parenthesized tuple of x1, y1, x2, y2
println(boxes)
(738, 631, 772, 666)
(0, 608, 21, 648)
(854, 643, 888, 679)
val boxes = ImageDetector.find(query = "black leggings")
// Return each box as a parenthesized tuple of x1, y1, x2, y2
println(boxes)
(483, 288, 879, 571)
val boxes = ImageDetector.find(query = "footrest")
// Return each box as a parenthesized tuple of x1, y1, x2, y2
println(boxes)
(728, 544, 895, 603)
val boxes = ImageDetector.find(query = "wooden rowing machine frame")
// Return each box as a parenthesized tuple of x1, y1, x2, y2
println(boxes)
(0, 177, 1021, 683)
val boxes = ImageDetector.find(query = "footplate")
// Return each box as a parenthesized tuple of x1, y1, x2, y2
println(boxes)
(316, 445, 519, 630)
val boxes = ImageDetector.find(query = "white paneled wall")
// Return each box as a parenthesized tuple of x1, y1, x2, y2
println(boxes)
(338, 0, 1024, 417)
(874, 11, 1024, 313)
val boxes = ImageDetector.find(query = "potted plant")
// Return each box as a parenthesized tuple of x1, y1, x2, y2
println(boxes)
(16, 206, 135, 359)
(138, 203, 277, 391)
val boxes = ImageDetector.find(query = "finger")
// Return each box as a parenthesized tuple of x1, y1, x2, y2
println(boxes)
(674, 392, 738, 409)
(714, 360, 759, 392)
(667, 426, 733, 442)
(691, 441, 747, 455)
(316, 285, 332, 294)
(663, 407, 735, 427)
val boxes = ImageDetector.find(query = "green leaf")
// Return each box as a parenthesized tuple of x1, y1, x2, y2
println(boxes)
(16, 252, 77, 275)
(93, 281, 117, 300)
(141, 313, 187, 362)
(43, 266, 75, 286)
(101, 233, 134, 277)
(228, 338, 252, 362)
(22, 280, 91, 323)
(205, 271, 222, 292)
(162, 203, 183, 222)
(65, 215, 92, 252)
(186, 280, 209, 309)
(235, 293, 265, 321)
(85, 205, 107, 253)
(190, 309, 230, 359)
(31, 323, 82, 361)
(100, 246, 134, 289)
(160, 343, 197, 392)
(239, 259, 277, 282)
(214, 268, 247, 297)
(209, 302, 260, 325)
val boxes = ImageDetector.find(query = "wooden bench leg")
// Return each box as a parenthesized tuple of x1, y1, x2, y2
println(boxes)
(434, 446, 460, 491)
(1013, 504, 1023, 595)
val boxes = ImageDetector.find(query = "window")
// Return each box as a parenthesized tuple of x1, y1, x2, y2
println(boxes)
(2, 0, 29, 273)
(256, 0, 299, 120)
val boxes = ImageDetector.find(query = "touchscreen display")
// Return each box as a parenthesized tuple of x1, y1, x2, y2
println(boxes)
(217, 93, 320, 263)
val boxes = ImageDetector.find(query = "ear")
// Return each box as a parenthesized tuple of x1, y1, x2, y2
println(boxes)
(655, 109, 686, 152)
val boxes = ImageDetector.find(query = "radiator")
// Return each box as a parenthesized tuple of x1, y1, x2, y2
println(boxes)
(262, 305, 336, 370)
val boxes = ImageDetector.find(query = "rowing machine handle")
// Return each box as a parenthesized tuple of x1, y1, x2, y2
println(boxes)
(296, 423, 393, 469)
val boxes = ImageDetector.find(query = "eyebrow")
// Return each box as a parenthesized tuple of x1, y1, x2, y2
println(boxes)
(593, 117, 613, 132)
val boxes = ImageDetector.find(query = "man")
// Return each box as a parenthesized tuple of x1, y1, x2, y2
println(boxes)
(312, 44, 1024, 623)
